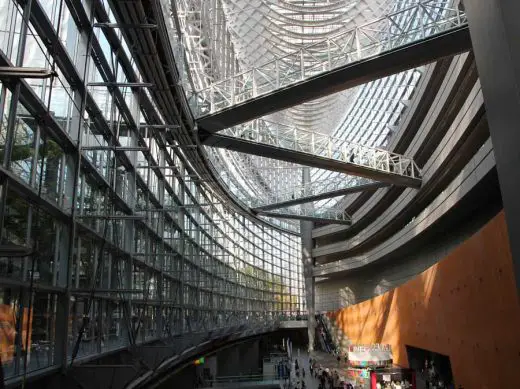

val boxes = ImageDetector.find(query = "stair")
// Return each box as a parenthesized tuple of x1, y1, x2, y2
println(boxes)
(320, 314, 351, 354)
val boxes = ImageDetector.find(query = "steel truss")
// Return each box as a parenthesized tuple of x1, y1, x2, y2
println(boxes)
(173, 0, 239, 91)
(189, 0, 468, 118)
(203, 119, 422, 187)
(170, 0, 449, 229)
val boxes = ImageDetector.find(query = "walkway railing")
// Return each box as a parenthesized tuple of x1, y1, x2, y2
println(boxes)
(217, 119, 421, 187)
(190, 0, 467, 117)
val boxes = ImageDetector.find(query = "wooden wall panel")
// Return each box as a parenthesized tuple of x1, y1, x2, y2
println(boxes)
(328, 211, 520, 388)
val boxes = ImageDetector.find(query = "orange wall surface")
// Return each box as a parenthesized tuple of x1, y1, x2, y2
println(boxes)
(328, 211, 520, 388)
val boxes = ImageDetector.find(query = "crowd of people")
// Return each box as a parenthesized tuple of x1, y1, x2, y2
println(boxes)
(420, 359, 456, 389)
(281, 357, 307, 389)
(310, 358, 345, 389)
(375, 380, 411, 389)
(275, 359, 291, 380)
(281, 355, 361, 389)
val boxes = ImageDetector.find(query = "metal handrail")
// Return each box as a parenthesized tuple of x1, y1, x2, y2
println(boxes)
(222, 119, 421, 183)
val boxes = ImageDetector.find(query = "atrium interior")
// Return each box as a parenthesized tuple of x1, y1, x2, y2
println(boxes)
(0, 0, 519, 388)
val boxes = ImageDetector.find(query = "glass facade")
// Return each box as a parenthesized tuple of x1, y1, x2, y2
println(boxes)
(0, 0, 304, 381)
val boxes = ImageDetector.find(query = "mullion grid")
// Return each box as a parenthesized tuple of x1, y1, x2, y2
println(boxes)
(0, 0, 306, 379)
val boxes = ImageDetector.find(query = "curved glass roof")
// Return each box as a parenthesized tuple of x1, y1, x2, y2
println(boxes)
(171, 0, 439, 231)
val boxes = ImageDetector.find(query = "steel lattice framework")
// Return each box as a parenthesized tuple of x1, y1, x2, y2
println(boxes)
(190, 0, 467, 117)
(167, 0, 466, 228)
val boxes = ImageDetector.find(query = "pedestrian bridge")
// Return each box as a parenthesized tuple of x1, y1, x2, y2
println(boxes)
(201, 119, 422, 188)
(191, 1, 470, 132)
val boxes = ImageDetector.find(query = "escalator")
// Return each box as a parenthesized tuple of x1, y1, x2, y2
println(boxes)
(315, 314, 334, 353)
(315, 325, 329, 352)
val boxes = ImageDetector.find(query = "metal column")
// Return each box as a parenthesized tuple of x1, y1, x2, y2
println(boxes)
(464, 0, 520, 297)
(300, 167, 315, 352)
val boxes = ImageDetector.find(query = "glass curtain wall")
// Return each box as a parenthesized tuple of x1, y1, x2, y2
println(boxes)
(0, 0, 304, 381)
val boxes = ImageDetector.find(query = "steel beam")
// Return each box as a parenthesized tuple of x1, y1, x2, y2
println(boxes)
(77, 215, 146, 220)
(139, 124, 180, 129)
(0, 66, 56, 79)
(0, 244, 33, 256)
(82, 146, 149, 151)
(93, 22, 157, 29)
(135, 166, 178, 169)
(87, 82, 154, 87)
(253, 182, 389, 211)
(81, 146, 149, 151)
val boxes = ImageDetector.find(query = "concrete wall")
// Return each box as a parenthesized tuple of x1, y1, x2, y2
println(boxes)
(326, 211, 520, 388)
(313, 135, 498, 278)
(315, 201, 500, 311)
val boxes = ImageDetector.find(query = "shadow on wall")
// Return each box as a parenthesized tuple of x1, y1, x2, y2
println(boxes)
(328, 211, 520, 388)
(339, 286, 356, 307)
